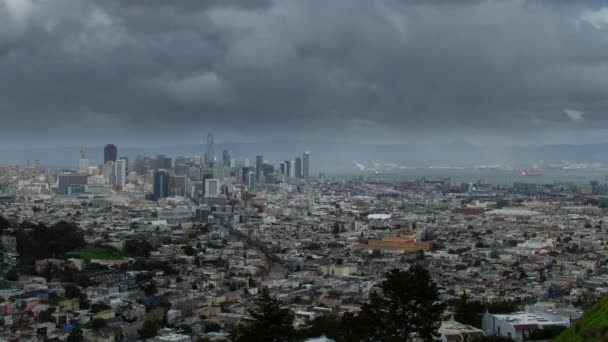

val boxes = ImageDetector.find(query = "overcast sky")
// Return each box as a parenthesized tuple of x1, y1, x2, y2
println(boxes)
(2, 0, 608, 148)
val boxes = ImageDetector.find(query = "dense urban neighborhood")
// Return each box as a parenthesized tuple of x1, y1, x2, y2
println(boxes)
(0, 148, 607, 341)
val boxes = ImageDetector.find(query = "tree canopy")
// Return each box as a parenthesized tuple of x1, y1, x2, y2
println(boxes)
(231, 288, 297, 342)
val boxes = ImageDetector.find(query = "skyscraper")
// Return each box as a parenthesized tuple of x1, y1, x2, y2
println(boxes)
(285, 160, 291, 179)
(204, 178, 220, 196)
(205, 133, 214, 166)
(303, 152, 310, 178)
(114, 159, 126, 188)
(104, 144, 117, 163)
(255, 155, 263, 179)
(153, 169, 169, 199)
(156, 155, 172, 169)
(295, 157, 302, 178)
(248, 171, 255, 191)
(222, 150, 231, 167)
(79, 145, 90, 174)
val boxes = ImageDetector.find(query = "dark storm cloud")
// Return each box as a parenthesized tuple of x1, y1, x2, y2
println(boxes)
(1, 0, 608, 146)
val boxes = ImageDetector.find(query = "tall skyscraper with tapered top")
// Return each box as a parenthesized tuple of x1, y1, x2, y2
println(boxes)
(205, 133, 214, 166)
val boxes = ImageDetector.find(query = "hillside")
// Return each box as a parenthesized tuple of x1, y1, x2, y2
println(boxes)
(555, 296, 608, 342)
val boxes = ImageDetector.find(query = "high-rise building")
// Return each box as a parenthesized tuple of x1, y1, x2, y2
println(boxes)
(303, 152, 310, 178)
(204, 178, 220, 197)
(241, 167, 251, 183)
(201, 173, 213, 195)
(153, 169, 169, 199)
(248, 171, 255, 191)
(289, 160, 296, 178)
(119, 156, 129, 172)
(284, 160, 292, 179)
(58, 173, 88, 195)
(103, 161, 115, 184)
(79, 145, 90, 174)
(280, 162, 286, 179)
(222, 150, 231, 167)
(255, 155, 263, 179)
(157, 155, 172, 169)
(205, 133, 214, 166)
(295, 157, 302, 178)
(104, 144, 117, 163)
(114, 159, 126, 188)
(169, 175, 187, 197)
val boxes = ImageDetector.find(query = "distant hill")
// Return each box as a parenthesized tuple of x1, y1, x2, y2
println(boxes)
(555, 296, 608, 342)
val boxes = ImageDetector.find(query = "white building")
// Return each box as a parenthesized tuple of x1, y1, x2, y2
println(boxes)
(114, 159, 126, 188)
(482, 307, 570, 341)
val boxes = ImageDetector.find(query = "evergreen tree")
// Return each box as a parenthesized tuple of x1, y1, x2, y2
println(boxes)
(342, 266, 446, 342)
(231, 288, 297, 342)
(139, 319, 160, 339)
(67, 328, 84, 342)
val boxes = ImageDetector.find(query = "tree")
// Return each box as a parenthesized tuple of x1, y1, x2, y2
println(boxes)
(5, 268, 18, 281)
(124, 239, 153, 257)
(205, 321, 221, 333)
(92, 318, 107, 331)
(0, 215, 10, 231)
(67, 327, 84, 342)
(343, 267, 446, 342)
(304, 314, 342, 340)
(454, 292, 477, 327)
(231, 288, 297, 342)
(139, 319, 160, 339)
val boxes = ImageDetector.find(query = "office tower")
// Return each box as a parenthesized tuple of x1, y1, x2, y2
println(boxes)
(244, 158, 250, 167)
(157, 155, 172, 169)
(241, 167, 251, 183)
(58, 173, 88, 195)
(153, 169, 169, 199)
(303, 152, 310, 178)
(201, 173, 213, 195)
(103, 161, 115, 184)
(119, 156, 129, 172)
(104, 144, 117, 163)
(78, 145, 90, 174)
(204, 178, 220, 196)
(114, 159, 126, 188)
(222, 150, 231, 167)
(205, 133, 214, 166)
(193, 155, 202, 167)
(295, 157, 302, 178)
(280, 162, 286, 178)
(248, 171, 255, 191)
(212, 162, 226, 180)
(169, 175, 187, 197)
(255, 155, 263, 178)
(289, 160, 296, 178)
(284, 160, 292, 179)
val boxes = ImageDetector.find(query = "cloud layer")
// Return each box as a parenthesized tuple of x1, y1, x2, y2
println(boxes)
(1, 0, 608, 147)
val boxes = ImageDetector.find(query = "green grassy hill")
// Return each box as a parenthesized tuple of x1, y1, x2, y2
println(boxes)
(555, 296, 608, 342)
